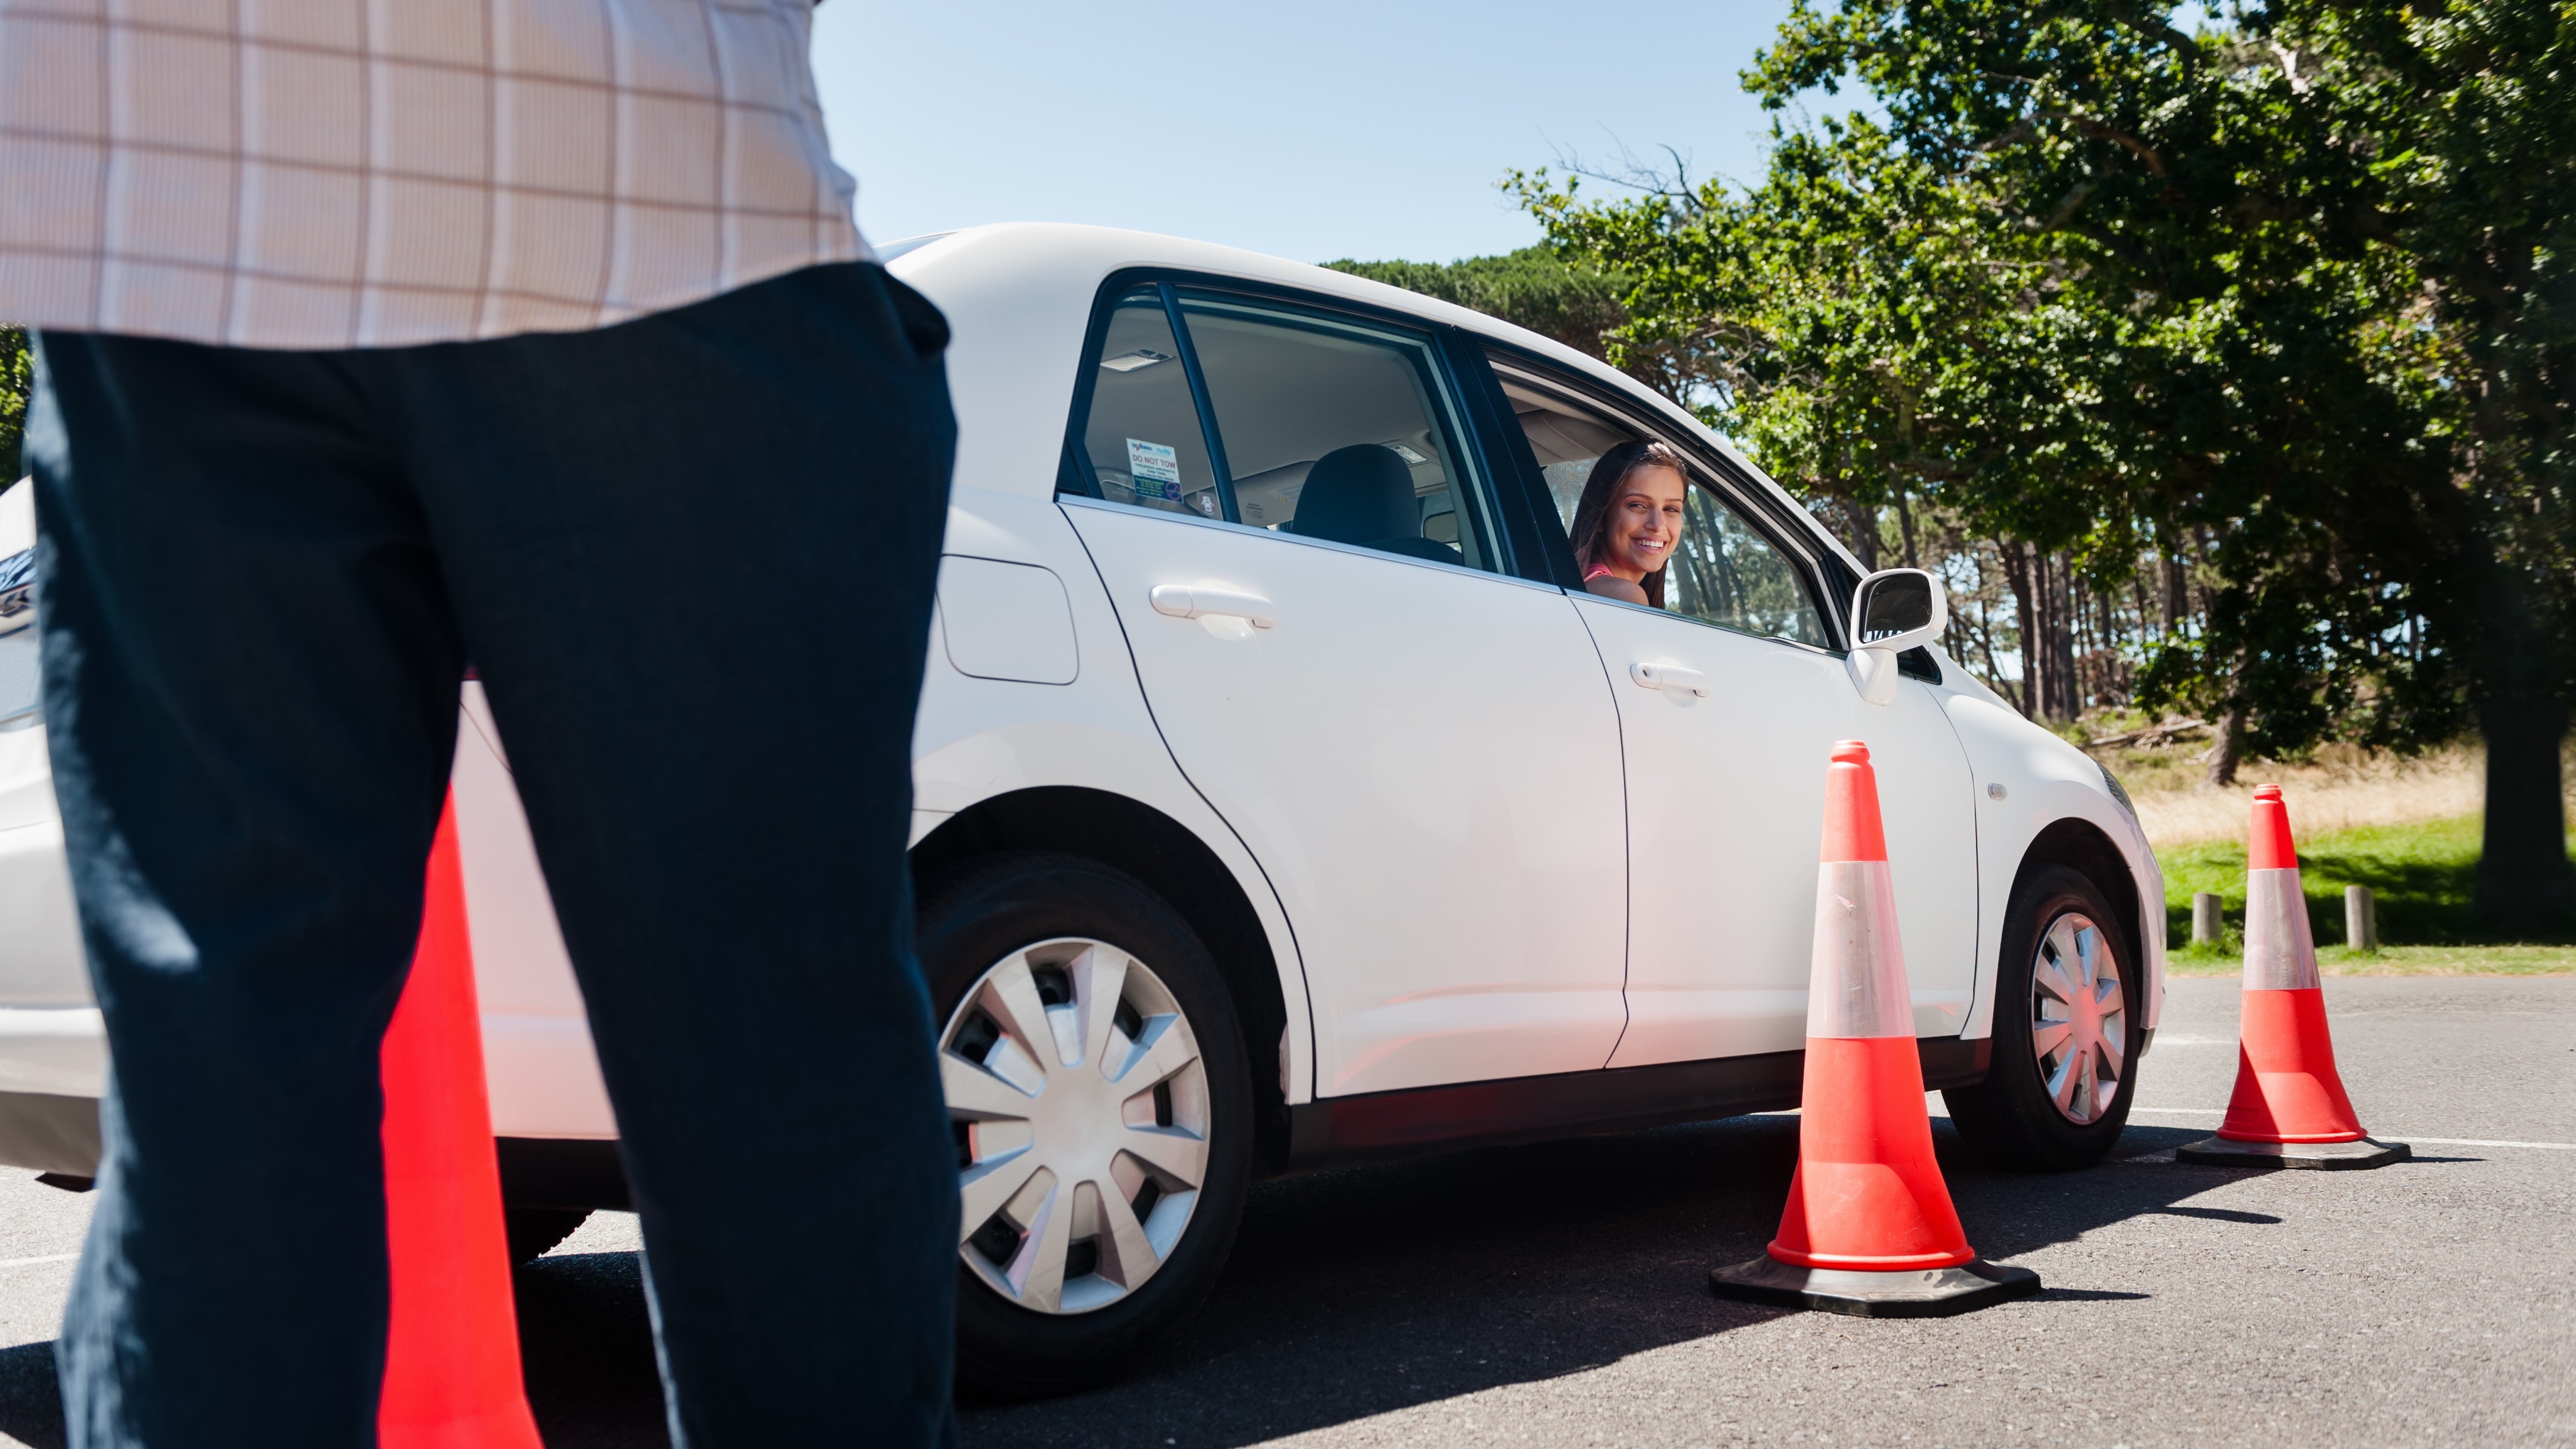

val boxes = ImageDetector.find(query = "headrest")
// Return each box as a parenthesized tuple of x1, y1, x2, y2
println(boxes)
(1291, 445, 1416, 545)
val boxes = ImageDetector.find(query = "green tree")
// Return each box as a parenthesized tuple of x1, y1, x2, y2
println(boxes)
(1, 327, 27, 484)
(1323, 247, 1639, 373)
(1757, 0, 2574, 929)
(1531, 1, 2569, 930)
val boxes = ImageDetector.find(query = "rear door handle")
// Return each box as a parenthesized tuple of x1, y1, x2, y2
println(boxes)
(1150, 583, 1277, 629)
(1629, 660, 1710, 696)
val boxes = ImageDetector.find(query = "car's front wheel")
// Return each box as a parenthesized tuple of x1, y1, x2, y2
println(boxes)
(1944, 864, 2142, 1170)
(918, 852, 1253, 1397)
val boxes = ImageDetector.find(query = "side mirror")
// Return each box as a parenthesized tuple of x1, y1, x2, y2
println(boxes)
(1845, 568, 1946, 706)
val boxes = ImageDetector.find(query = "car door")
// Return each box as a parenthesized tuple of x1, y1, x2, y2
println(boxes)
(1485, 360, 1981, 1065)
(1058, 282, 1628, 1099)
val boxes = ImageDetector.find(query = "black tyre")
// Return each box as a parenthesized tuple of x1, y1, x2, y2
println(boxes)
(918, 852, 1254, 1398)
(503, 1206, 591, 1263)
(1944, 864, 2142, 1171)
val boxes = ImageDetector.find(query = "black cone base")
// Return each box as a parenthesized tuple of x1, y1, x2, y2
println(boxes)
(1708, 1255, 2040, 1318)
(2176, 1135, 2410, 1170)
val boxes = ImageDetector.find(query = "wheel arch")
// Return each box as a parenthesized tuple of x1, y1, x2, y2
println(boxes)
(910, 786, 1294, 1175)
(2014, 817, 2146, 984)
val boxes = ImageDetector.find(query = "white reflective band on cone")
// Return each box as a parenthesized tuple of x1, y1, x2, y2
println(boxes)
(1807, 860, 1912, 1038)
(2242, 867, 2321, 991)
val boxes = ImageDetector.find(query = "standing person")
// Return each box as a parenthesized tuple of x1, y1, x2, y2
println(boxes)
(0, 4, 959, 1445)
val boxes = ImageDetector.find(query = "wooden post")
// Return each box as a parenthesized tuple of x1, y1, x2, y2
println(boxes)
(2191, 891, 2223, 947)
(2344, 885, 2378, 953)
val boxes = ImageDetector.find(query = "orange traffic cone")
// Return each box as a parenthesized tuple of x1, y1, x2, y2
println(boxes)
(378, 793, 547, 1448)
(1710, 742, 2038, 1316)
(2177, 786, 2409, 1170)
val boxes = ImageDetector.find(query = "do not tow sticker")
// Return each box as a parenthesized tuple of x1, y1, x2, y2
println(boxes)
(1127, 438, 1182, 501)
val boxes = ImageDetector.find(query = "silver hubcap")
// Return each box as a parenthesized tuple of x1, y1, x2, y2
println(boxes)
(2029, 911, 2127, 1124)
(939, 938, 1211, 1315)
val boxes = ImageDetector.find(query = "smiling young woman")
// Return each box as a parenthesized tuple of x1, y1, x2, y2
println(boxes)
(1568, 439, 1691, 608)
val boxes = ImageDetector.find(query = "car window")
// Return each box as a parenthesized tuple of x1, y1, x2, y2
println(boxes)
(1061, 281, 1499, 571)
(0, 546, 33, 728)
(1177, 294, 1496, 571)
(1496, 367, 1831, 649)
(1067, 286, 1226, 519)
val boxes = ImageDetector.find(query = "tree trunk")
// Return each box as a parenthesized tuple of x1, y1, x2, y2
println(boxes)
(2027, 547, 2055, 717)
(2054, 557, 2080, 718)
(2457, 535, 2576, 934)
(1999, 540, 2035, 718)
(2029, 550, 2079, 722)
(2201, 647, 2249, 789)
(2473, 693, 2573, 935)
(2008, 544, 2081, 724)
(2201, 703, 2246, 789)
(1842, 497, 1879, 572)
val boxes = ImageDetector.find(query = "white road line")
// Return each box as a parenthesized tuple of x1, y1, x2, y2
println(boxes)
(0, 1252, 78, 1270)
(2398, 1138, 2576, 1150)
(2129, 1107, 2576, 1152)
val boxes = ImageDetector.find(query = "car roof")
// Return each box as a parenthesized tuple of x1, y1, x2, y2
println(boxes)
(888, 222, 1858, 576)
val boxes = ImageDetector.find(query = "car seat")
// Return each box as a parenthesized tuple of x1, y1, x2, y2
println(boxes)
(1286, 445, 1461, 563)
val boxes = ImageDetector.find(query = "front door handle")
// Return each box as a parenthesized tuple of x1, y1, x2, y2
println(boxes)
(1150, 582, 1277, 629)
(1629, 660, 1710, 696)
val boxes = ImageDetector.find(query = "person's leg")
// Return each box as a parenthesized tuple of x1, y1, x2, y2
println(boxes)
(29, 338, 465, 1447)
(373, 261, 960, 1445)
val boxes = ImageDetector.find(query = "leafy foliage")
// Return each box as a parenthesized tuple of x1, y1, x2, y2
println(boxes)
(1, 327, 27, 483)
(1506, 0, 2575, 928)
(1322, 248, 1637, 373)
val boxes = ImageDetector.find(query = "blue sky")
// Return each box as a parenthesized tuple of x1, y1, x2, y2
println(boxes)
(811, 1, 1806, 266)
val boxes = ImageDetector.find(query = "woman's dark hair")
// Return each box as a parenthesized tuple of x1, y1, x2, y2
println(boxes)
(1567, 438, 1689, 609)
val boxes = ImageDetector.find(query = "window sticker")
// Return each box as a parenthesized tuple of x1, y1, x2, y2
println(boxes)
(1127, 439, 1183, 502)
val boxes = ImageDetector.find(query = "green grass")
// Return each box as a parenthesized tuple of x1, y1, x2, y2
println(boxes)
(2159, 812, 2576, 974)
(2167, 943, 2576, 976)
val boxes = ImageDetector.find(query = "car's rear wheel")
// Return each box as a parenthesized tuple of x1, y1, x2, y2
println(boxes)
(919, 853, 1253, 1397)
(1944, 864, 2141, 1170)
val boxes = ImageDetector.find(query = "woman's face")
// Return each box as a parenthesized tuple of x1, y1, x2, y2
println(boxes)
(1600, 464, 1688, 579)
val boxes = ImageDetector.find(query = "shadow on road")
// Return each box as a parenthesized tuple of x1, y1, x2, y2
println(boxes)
(0, 1116, 2247, 1448)
(956, 1115, 2228, 1448)
(0, 1340, 62, 1449)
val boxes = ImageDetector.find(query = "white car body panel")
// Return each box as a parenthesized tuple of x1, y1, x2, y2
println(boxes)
(0, 222, 2166, 1165)
(1063, 499, 1630, 1098)
(1572, 596, 1980, 1066)
(910, 486, 1321, 1103)
(0, 1002, 103, 1097)
(1941, 685, 2168, 1035)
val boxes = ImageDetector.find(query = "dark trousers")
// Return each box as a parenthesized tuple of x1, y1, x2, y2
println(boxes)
(29, 262, 961, 1448)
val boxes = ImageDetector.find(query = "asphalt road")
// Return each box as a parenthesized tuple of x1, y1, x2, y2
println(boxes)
(0, 976, 2569, 1447)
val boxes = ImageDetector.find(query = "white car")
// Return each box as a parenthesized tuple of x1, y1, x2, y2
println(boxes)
(0, 223, 2166, 1392)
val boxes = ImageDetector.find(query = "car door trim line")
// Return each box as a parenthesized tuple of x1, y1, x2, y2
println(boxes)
(1283, 1037, 1991, 1173)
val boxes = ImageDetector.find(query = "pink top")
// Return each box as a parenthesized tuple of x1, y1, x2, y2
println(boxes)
(1583, 564, 1616, 583)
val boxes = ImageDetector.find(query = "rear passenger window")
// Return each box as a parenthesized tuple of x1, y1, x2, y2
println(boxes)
(1061, 282, 1498, 571)
(1497, 367, 1831, 648)
(1069, 287, 1225, 519)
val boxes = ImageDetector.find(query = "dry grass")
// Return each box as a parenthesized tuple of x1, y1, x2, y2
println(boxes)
(2126, 743, 2494, 851)
(2115, 737, 2576, 853)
